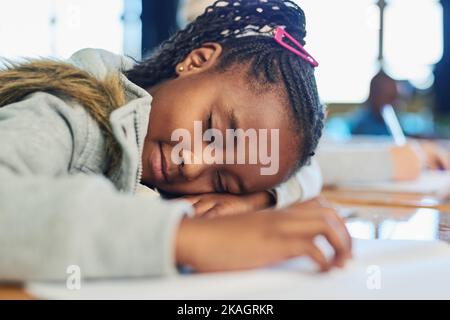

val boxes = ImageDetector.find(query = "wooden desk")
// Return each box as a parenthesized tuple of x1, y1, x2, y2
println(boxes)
(2, 200, 450, 300)
(0, 285, 33, 300)
(323, 188, 450, 212)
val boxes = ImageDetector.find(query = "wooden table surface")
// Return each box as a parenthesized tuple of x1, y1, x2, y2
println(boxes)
(322, 188, 450, 212)
(0, 285, 33, 300)
(2, 191, 450, 300)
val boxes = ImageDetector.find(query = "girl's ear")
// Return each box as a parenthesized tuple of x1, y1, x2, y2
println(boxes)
(176, 43, 223, 76)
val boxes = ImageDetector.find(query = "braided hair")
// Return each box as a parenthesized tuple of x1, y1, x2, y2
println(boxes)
(126, 0, 324, 170)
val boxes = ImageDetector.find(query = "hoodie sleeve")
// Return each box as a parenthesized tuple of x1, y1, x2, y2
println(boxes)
(273, 159, 323, 208)
(0, 94, 192, 281)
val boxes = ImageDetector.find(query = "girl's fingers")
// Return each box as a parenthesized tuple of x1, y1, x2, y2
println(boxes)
(193, 200, 217, 217)
(319, 223, 349, 267)
(317, 207, 353, 257)
(203, 207, 221, 219)
(333, 211, 353, 256)
(285, 219, 349, 267)
(289, 206, 353, 258)
(183, 196, 201, 205)
(305, 243, 331, 272)
(286, 207, 326, 220)
(288, 198, 324, 211)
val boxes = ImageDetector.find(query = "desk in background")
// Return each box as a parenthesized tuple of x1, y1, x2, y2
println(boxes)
(0, 285, 33, 300)
(323, 187, 450, 212)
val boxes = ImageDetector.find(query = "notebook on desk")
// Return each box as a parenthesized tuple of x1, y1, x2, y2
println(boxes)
(26, 239, 450, 300)
(332, 170, 450, 199)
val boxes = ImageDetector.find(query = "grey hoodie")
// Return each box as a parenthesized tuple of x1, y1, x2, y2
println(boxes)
(0, 49, 193, 281)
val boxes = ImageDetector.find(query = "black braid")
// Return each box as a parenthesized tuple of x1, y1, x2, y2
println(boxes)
(125, 0, 324, 171)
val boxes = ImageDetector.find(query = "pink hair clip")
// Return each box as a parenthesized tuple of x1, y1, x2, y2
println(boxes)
(273, 26, 319, 68)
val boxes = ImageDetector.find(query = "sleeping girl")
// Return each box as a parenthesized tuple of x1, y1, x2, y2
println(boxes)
(0, 0, 351, 280)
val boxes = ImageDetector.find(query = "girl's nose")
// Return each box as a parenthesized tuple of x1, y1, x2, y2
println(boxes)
(178, 149, 210, 181)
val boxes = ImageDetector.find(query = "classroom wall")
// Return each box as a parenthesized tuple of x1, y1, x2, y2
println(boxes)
(434, 0, 450, 115)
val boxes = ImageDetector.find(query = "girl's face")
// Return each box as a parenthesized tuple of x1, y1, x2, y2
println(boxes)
(140, 44, 301, 195)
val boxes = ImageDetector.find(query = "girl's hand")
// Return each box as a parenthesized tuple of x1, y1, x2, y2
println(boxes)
(391, 144, 423, 181)
(419, 141, 450, 171)
(184, 191, 275, 218)
(175, 200, 352, 273)
(391, 141, 450, 181)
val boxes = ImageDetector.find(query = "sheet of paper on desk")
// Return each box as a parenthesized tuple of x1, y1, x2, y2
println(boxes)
(334, 171, 450, 199)
(26, 239, 450, 300)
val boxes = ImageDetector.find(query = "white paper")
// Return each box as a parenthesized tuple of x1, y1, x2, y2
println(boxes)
(26, 239, 450, 300)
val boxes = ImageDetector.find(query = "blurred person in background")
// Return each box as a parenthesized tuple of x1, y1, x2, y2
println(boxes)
(351, 70, 398, 136)
(349, 69, 450, 171)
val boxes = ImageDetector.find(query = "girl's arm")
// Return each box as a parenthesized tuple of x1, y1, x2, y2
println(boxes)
(273, 158, 323, 208)
(0, 169, 191, 281)
(176, 199, 352, 272)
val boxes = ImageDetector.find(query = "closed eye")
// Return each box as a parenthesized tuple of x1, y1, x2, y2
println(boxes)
(207, 112, 213, 130)
(215, 171, 226, 193)
(207, 112, 217, 143)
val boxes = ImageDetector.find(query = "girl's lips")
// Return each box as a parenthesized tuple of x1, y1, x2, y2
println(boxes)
(159, 142, 171, 183)
(150, 142, 168, 184)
